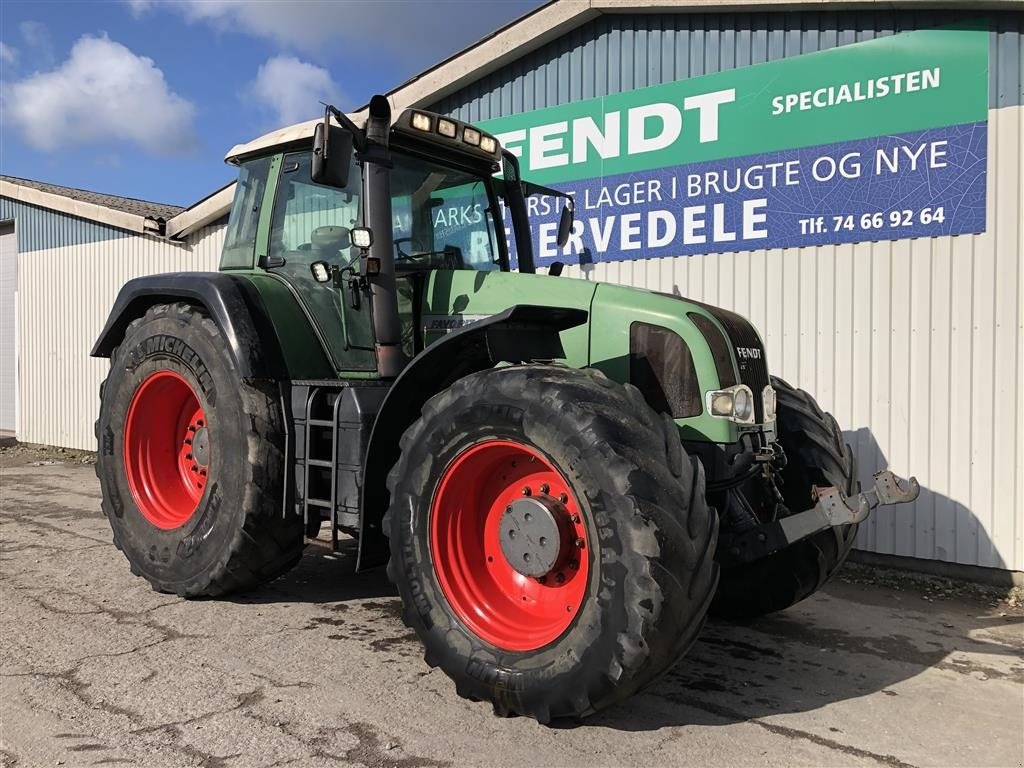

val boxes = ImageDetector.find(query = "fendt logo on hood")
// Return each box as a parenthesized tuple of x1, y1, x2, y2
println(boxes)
(735, 346, 762, 360)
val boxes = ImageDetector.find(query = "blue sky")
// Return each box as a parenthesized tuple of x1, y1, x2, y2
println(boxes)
(0, 0, 542, 207)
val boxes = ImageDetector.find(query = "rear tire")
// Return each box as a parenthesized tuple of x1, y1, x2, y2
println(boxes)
(95, 303, 303, 597)
(711, 376, 858, 619)
(384, 365, 718, 722)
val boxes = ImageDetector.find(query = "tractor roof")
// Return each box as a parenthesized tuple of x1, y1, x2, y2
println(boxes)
(225, 112, 370, 164)
(225, 117, 325, 164)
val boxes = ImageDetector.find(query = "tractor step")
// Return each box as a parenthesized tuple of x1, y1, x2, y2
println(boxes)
(290, 382, 388, 549)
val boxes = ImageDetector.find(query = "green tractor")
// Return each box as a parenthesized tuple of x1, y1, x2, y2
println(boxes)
(93, 96, 918, 722)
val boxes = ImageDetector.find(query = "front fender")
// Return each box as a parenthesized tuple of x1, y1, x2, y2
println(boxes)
(92, 272, 293, 380)
(356, 304, 588, 570)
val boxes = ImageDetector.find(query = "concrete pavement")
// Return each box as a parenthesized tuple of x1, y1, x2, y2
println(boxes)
(1, 454, 1022, 768)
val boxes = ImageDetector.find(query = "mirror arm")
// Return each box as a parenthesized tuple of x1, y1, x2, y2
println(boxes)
(520, 180, 574, 213)
(320, 103, 367, 158)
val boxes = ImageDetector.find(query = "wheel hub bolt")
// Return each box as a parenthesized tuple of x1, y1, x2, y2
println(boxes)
(574, 538, 585, 549)
(570, 513, 580, 523)
(559, 493, 568, 504)
(522, 486, 532, 496)
(539, 483, 550, 494)
(555, 572, 565, 584)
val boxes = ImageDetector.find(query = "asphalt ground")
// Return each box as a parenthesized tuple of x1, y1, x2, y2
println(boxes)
(1, 448, 1022, 768)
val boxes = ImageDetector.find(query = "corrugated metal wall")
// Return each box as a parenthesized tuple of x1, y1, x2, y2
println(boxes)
(431, 11, 1022, 117)
(430, 10, 1023, 572)
(9, 212, 225, 450)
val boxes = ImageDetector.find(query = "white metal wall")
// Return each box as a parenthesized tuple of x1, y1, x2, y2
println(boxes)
(15, 222, 226, 452)
(560, 104, 1023, 572)
(0, 222, 16, 433)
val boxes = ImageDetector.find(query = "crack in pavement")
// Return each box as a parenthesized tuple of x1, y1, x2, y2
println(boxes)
(129, 687, 265, 736)
(1, 507, 111, 547)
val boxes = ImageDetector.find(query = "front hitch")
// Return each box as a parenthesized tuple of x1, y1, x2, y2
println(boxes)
(776, 470, 920, 547)
(719, 470, 921, 567)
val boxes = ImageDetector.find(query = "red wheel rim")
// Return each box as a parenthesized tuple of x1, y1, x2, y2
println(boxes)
(429, 440, 589, 652)
(123, 370, 209, 530)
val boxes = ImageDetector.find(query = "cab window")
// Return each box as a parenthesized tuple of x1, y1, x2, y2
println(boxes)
(390, 153, 503, 272)
(221, 156, 270, 269)
(269, 152, 361, 266)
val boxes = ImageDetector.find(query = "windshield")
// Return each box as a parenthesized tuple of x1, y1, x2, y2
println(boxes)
(390, 153, 504, 272)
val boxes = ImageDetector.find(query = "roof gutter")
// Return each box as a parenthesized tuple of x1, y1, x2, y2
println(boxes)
(165, 183, 236, 240)
(0, 178, 164, 236)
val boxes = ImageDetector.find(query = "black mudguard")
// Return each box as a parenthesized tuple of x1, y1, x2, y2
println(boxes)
(356, 304, 588, 570)
(92, 272, 287, 380)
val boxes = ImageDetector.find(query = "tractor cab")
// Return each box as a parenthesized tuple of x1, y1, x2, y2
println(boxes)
(220, 98, 574, 377)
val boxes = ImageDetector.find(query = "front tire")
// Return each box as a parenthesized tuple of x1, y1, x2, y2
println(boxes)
(95, 303, 303, 597)
(711, 376, 858, 619)
(384, 365, 718, 722)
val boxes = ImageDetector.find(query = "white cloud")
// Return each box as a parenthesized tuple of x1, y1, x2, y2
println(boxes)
(2, 34, 197, 155)
(247, 55, 340, 126)
(124, 1, 523, 65)
(0, 43, 17, 65)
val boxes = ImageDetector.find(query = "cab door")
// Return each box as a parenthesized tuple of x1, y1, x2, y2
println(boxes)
(263, 151, 376, 372)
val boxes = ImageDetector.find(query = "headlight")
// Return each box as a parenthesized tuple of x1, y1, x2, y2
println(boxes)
(706, 384, 756, 425)
(734, 387, 752, 421)
(762, 385, 777, 422)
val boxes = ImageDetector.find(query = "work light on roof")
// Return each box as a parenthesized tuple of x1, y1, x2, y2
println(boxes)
(411, 112, 432, 132)
(463, 127, 481, 146)
(479, 135, 497, 153)
(437, 119, 457, 138)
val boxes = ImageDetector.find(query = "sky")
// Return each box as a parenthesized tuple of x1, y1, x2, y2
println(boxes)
(0, 0, 543, 207)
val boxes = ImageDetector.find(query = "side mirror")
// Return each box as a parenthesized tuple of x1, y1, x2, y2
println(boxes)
(556, 202, 574, 247)
(312, 122, 353, 188)
(549, 261, 565, 277)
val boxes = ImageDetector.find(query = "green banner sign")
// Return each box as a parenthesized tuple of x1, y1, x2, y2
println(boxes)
(482, 24, 988, 186)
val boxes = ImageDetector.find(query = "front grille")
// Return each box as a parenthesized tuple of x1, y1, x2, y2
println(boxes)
(688, 312, 738, 389)
(689, 302, 770, 422)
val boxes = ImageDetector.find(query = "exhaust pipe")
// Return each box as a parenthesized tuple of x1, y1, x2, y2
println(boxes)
(362, 95, 406, 379)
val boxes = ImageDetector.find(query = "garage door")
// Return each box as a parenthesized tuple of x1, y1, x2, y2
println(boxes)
(0, 221, 16, 433)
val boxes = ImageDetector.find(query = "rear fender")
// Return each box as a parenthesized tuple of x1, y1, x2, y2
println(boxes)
(356, 304, 588, 570)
